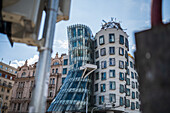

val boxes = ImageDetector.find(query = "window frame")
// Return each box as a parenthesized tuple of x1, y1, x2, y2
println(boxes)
(99, 35, 105, 45)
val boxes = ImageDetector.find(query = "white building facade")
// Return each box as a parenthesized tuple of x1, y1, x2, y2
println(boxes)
(93, 21, 140, 113)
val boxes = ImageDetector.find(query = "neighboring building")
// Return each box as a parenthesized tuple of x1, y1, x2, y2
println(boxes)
(48, 24, 96, 112)
(125, 54, 140, 113)
(61, 54, 69, 84)
(8, 53, 63, 113)
(93, 20, 140, 113)
(0, 62, 17, 113)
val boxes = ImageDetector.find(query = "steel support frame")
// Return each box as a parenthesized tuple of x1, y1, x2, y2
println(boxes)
(29, 0, 59, 113)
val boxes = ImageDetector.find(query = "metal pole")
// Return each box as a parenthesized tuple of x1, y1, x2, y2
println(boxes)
(29, 0, 59, 113)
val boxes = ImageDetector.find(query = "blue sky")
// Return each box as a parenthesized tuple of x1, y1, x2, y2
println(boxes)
(0, 0, 170, 67)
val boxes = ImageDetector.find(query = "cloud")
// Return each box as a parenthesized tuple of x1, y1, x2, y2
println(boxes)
(131, 44, 136, 50)
(163, 19, 170, 24)
(140, 2, 150, 13)
(10, 55, 39, 68)
(54, 40, 68, 49)
(10, 60, 25, 68)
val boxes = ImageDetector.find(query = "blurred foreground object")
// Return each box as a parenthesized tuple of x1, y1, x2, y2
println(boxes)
(0, 0, 71, 47)
(135, 0, 170, 113)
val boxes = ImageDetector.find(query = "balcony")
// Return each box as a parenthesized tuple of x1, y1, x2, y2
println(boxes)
(49, 84, 55, 88)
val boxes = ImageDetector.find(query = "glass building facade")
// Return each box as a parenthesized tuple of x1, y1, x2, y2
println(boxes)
(48, 24, 94, 112)
(68, 24, 94, 69)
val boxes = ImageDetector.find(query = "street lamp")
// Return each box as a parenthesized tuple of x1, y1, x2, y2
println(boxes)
(0, 98, 3, 113)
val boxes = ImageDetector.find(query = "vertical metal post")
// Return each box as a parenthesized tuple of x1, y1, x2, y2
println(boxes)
(29, 0, 59, 113)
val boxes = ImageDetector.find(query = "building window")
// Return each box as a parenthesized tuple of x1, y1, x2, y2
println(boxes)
(109, 70, 115, 78)
(100, 84, 106, 92)
(52, 69, 54, 73)
(0, 73, 2, 77)
(125, 99, 130, 107)
(95, 51, 99, 59)
(126, 78, 130, 85)
(27, 103, 30, 111)
(100, 48, 106, 56)
(94, 96, 96, 104)
(119, 97, 124, 106)
(49, 91, 53, 97)
(52, 78, 55, 84)
(94, 39, 97, 48)
(63, 59, 68, 65)
(1, 88, 4, 92)
(132, 81, 135, 89)
(78, 28, 83, 36)
(101, 72, 106, 80)
(136, 91, 139, 99)
(29, 92, 32, 98)
(131, 72, 134, 79)
(95, 83, 98, 92)
(126, 88, 130, 96)
(5, 74, 7, 78)
(119, 60, 124, 69)
(21, 72, 26, 77)
(119, 35, 124, 45)
(125, 38, 129, 48)
(109, 34, 115, 43)
(56, 68, 58, 73)
(72, 41, 77, 47)
(96, 61, 99, 69)
(119, 84, 124, 93)
(109, 94, 116, 103)
(95, 72, 99, 80)
(119, 72, 124, 81)
(136, 101, 139, 109)
(5, 67, 8, 70)
(132, 91, 135, 99)
(109, 47, 115, 55)
(101, 61, 107, 69)
(135, 73, 138, 79)
(136, 82, 139, 89)
(17, 103, 21, 111)
(127, 69, 129, 75)
(7, 89, 10, 93)
(125, 50, 128, 58)
(109, 58, 115, 66)
(99, 35, 105, 45)
(119, 47, 124, 56)
(99, 96, 105, 104)
(109, 81, 116, 90)
(53, 62, 59, 65)
(131, 102, 135, 110)
(0, 65, 2, 68)
(130, 61, 133, 68)
(62, 78, 65, 84)
(32, 71, 35, 76)
(63, 68, 67, 74)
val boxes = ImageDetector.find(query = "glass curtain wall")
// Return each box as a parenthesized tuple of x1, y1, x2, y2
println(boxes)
(48, 24, 94, 112)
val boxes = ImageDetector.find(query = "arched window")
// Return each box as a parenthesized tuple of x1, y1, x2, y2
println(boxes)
(21, 72, 26, 77)
(53, 62, 59, 66)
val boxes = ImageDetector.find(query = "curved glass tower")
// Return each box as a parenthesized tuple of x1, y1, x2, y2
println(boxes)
(48, 24, 95, 112)
(68, 24, 94, 69)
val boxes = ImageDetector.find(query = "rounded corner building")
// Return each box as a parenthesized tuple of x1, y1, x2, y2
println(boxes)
(94, 21, 129, 112)
(93, 20, 140, 113)
(48, 24, 96, 112)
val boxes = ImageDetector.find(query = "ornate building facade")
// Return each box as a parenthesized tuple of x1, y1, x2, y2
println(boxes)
(0, 62, 17, 113)
(8, 53, 63, 113)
